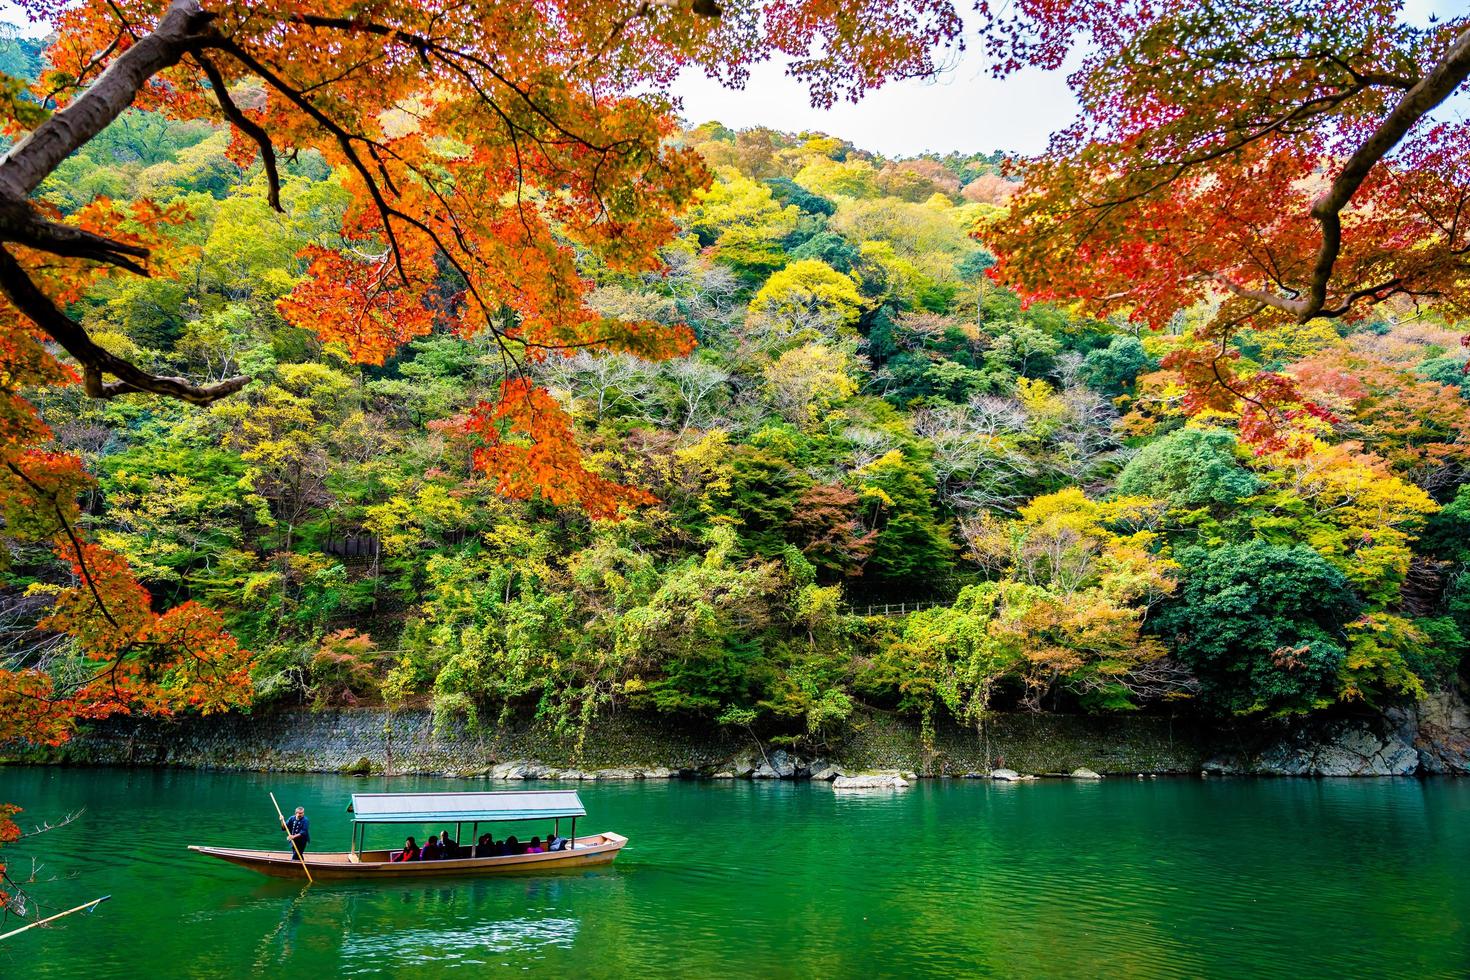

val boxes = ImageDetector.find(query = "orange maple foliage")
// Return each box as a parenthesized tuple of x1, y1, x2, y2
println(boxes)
(0, 803, 18, 912)
(0, 325, 252, 746)
(979, 1, 1470, 443)
(1160, 341, 1337, 457)
(1290, 351, 1470, 483)
(279, 245, 439, 367)
(465, 379, 660, 520)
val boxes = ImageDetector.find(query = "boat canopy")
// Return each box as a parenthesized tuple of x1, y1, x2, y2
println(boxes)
(349, 790, 587, 825)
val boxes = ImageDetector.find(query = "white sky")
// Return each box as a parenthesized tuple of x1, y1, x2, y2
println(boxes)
(675, 0, 1467, 156)
(4, 0, 1466, 157)
(675, 55, 1074, 157)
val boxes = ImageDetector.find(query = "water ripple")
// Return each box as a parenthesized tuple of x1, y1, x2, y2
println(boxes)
(4, 771, 1469, 979)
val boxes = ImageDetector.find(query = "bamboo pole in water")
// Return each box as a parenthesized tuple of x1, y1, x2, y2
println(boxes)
(0, 895, 111, 941)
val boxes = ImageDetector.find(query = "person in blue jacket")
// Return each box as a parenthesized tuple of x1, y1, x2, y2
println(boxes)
(283, 806, 311, 855)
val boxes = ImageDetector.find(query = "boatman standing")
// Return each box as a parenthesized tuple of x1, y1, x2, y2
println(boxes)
(283, 806, 311, 855)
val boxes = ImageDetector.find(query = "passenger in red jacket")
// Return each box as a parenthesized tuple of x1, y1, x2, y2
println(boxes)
(390, 836, 420, 862)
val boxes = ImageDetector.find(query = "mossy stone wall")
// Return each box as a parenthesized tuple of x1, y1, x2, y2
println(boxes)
(11, 706, 1208, 776)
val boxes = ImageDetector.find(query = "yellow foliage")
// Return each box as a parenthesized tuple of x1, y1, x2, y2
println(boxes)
(762, 342, 859, 425)
(747, 259, 865, 340)
(793, 156, 879, 199)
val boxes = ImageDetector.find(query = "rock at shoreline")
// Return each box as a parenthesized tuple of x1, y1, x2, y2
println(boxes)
(989, 768, 1030, 781)
(594, 768, 642, 780)
(809, 765, 844, 781)
(1198, 688, 1470, 777)
(1405, 691, 1470, 775)
(832, 773, 910, 790)
(1070, 768, 1103, 780)
(751, 749, 801, 779)
(1204, 718, 1418, 776)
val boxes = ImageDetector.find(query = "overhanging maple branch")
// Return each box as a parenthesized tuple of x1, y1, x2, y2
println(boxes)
(0, 0, 210, 267)
(2, 460, 119, 630)
(0, 198, 151, 275)
(0, 0, 212, 200)
(195, 53, 282, 213)
(0, 0, 254, 409)
(212, 39, 415, 285)
(1303, 25, 1470, 320)
(0, 247, 249, 404)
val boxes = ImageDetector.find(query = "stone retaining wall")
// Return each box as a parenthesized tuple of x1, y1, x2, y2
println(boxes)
(15, 691, 1468, 778)
(15, 706, 1208, 777)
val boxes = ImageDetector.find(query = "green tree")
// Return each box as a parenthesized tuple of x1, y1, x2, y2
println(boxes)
(852, 449, 954, 586)
(1117, 428, 1261, 511)
(1083, 335, 1156, 398)
(1158, 542, 1362, 716)
(764, 176, 835, 217)
(617, 527, 780, 715)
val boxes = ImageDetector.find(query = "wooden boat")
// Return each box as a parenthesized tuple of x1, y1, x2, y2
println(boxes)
(190, 789, 627, 881)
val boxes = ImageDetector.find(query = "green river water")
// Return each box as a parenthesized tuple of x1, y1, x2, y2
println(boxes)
(2, 767, 1467, 978)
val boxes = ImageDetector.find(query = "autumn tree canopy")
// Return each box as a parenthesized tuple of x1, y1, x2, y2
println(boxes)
(2, 0, 1468, 752)
(0, 0, 960, 741)
(980, 0, 1470, 443)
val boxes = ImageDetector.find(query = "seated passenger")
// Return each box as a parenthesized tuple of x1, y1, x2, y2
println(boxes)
(548, 835, 567, 852)
(437, 831, 458, 858)
(391, 836, 420, 862)
(474, 833, 493, 858)
(419, 835, 442, 860)
(527, 836, 545, 854)
(503, 834, 521, 855)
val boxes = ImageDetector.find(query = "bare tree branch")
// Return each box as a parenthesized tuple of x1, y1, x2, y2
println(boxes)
(194, 53, 282, 212)
(0, 247, 249, 404)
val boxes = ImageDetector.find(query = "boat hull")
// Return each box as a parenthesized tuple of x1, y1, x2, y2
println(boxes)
(189, 833, 626, 881)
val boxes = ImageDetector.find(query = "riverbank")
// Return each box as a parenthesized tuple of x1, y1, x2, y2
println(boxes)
(10, 689, 1470, 778)
(15, 705, 1205, 778)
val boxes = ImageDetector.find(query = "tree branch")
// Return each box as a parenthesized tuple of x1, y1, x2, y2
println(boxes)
(211, 40, 414, 285)
(194, 53, 282, 212)
(0, 197, 151, 275)
(0, 0, 213, 201)
(0, 247, 249, 404)
(1304, 25, 1470, 320)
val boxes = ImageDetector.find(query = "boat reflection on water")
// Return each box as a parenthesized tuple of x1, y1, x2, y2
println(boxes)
(340, 914, 580, 969)
(253, 876, 606, 971)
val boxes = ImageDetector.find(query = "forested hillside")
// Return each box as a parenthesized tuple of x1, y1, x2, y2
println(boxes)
(4, 82, 1468, 747)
